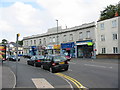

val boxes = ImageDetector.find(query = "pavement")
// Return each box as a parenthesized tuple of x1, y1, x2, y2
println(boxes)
(1, 61, 16, 89)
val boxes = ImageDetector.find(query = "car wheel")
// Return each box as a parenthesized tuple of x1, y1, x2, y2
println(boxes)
(49, 67, 55, 73)
(27, 62, 29, 65)
(34, 63, 37, 67)
(41, 65, 44, 69)
(65, 67, 68, 71)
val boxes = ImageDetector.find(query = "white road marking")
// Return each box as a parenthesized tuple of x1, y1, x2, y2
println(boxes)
(84, 64, 113, 69)
(69, 62, 76, 64)
(32, 78, 54, 88)
(68, 69, 72, 71)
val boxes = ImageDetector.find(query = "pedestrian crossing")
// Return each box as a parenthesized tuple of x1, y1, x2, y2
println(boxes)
(32, 78, 54, 88)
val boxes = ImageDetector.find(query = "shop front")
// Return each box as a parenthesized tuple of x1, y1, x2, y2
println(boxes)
(53, 45, 60, 54)
(76, 40, 94, 58)
(61, 42, 75, 58)
(29, 46, 37, 55)
(37, 45, 46, 55)
(46, 45, 54, 54)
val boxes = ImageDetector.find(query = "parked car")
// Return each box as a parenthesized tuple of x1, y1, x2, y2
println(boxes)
(8, 55, 20, 61)
(27, 55, 44, 67)
(41, 55, 69, 73)
(65, 55, 71, 61)
(23, 54, 32, 59)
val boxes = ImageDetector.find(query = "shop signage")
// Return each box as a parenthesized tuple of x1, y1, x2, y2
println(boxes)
(87, 42, 93, 46)
(53, 45, 60, 49)
(61, 42, 75, 49)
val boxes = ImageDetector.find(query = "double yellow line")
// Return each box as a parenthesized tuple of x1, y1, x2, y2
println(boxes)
(55, 73, 87, 90)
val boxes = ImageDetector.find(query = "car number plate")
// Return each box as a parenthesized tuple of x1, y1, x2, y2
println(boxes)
(59, 62, 64, 64)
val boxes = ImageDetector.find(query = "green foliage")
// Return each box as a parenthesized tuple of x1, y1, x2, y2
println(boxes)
(99, 4, 120, 21)
(18, 40, 23, 46)
(1, 39, 8, 44)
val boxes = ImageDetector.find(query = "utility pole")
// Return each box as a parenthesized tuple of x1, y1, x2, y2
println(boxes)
(16, 33, 20, 87)
(56, 19, 58, 54)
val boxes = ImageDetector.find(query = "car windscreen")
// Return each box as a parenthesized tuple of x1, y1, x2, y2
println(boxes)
(53, 56, 67, 61)
(36, 56, 44, 59)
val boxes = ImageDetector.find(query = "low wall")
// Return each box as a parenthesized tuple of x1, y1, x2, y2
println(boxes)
(96, 54, 120, 59)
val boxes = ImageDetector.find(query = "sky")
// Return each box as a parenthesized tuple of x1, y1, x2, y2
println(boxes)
(0, 0, 119, 42)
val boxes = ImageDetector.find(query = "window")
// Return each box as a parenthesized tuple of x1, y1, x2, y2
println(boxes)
(27, 41, 28, 46)
(63, 35, 67, 42)
(39, 39, 41, 44)
(31, 40, 32, 45)
(102, 48, 106, 54)
(70, 34, 73, 41)
(101, 35, 105, 41)
(113, 34, 117, 40)
(86, 31, 90, 38)
(57, 36, 59, 43)
(112, 20, 117, 28)
(53, 37, 55, 42)
(113, 47, 118, 53)
(43, 38, 46, 45)
(79, 32, 83, 40)
(49, 37, 52, 43)
(34, 40, 36, 45)
(100, 23, 104, 30)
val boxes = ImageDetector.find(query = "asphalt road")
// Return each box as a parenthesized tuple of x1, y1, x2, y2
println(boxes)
(5, 57, 118, 89)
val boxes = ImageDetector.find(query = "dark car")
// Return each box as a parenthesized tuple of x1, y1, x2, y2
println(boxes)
(8, 55, 20, 61)
(65, 55, 71, 61)
(41, 55, 69, 73)
(23, 54, 32, 59)
(27, 55, 44, 67)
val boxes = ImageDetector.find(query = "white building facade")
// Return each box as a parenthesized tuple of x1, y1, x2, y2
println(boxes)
(23, 22, 97, 58)
(96, 16, 120, 58)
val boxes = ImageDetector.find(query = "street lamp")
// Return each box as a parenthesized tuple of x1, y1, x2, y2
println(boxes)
(56, 20, 59, 54)
(56, 19, 58, 45)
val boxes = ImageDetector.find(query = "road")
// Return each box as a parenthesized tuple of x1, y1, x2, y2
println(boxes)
(3, 57, 118, 89)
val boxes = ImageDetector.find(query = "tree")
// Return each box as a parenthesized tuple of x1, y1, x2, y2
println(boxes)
(99, 4, 120, 21)
(1, 39, 8, 44)
(18, 40, 23, 46)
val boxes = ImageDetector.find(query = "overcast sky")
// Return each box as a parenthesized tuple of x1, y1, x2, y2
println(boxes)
(0, 0, 119, 42)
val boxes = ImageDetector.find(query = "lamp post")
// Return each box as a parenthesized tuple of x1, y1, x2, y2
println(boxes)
(56, 19, 58, 45)
(16, 33, 20, 87)
(56, 19, 59, 54)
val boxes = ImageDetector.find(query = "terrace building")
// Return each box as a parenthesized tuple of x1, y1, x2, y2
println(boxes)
(23, 22, 96, 58)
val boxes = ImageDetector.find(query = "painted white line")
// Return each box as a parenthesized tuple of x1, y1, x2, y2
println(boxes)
(84, 64, 112, 69)
(68, 69, 72, 71)
(69, 62, 76, 64)
(32, 78, 54, 88)
(10, 70, 16, 88)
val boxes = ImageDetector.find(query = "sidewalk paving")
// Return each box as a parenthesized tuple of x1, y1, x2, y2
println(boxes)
(2, 62, 16, 89)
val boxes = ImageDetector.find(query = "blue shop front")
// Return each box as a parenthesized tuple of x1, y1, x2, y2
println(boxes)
(29, 46, 37, 55)
(61, 42, 75, 58)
